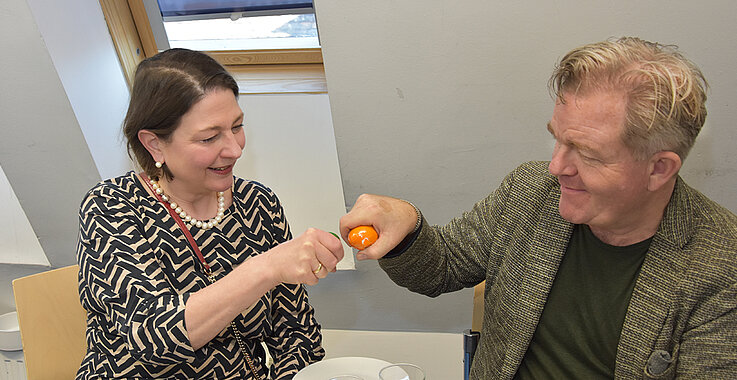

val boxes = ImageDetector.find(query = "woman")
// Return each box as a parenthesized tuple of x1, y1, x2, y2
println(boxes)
(76, 48, 343, 379)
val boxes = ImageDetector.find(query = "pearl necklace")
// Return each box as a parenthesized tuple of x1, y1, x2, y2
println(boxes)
(150, 179, 225, 230)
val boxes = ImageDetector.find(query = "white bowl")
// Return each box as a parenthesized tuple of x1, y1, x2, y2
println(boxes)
(0, 311, 22, 351)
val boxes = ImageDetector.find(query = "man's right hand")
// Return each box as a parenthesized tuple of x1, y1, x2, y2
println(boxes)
(339, 194, 418, 260)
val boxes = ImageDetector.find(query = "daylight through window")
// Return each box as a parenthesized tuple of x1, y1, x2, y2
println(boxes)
(157, 1, 319, 51)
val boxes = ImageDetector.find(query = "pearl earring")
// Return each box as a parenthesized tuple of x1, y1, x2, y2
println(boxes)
(155, 161, 163, 168)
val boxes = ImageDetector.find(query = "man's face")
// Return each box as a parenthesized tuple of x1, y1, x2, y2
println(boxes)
(547, 91, 653, 235)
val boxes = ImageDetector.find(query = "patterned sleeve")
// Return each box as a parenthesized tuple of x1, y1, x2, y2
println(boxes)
(77, 183, 198, 365)
(257, 185, 325, 378)
(268, 284, 326, 378)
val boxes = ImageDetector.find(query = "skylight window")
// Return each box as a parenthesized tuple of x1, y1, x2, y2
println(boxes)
(156, 0, 319, 51)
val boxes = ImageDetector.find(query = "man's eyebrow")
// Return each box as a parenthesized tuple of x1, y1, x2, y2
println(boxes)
(546, 122, 597, 154)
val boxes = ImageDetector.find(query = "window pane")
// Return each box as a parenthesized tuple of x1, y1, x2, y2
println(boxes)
(157, 0, 313, 17)
(163, 13, 319, 50)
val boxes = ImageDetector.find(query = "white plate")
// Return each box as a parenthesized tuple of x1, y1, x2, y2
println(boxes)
(0, 311, 22, 351)
(295, 357, 393, 380)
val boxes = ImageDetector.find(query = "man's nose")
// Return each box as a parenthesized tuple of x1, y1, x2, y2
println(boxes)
(549, 142, 574, 177)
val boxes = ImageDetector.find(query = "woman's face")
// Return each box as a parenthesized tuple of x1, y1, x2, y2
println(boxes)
(158, 88, 245, 197)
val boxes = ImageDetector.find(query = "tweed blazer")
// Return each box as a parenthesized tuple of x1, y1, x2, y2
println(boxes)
(380, 161, 737, 379)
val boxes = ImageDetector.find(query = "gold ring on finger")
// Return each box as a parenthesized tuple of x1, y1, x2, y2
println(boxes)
(312, 262, 323, 274)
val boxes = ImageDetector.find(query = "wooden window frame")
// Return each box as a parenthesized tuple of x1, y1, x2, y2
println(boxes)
(100, 0, 324, 93)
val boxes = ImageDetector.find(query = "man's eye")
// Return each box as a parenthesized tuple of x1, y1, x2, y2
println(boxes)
(580, 153, 600, 163)
(201, 135, 216, 143)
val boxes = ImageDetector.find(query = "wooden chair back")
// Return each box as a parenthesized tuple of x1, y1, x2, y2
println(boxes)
(13, 265, 87, 379)
(472, 280, 485, 332)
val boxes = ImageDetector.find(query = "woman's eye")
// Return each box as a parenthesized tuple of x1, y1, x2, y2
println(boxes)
(232, 124, 243, 132)
(201, 135, 217, 143)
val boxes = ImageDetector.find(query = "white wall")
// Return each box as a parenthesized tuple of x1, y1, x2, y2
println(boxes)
(0, 0, 131, 268)
(25, 0, 134, 179)
(235, 94, 354, 269)
(313, 0, 737, 333)
(0, 167, 47, 266)
(0, 0, 102, 312)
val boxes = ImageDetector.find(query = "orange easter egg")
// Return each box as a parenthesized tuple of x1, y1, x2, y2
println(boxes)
(348, 226, 378, 250)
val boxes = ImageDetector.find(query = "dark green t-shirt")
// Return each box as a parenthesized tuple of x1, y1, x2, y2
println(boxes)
(514, 224, 651, 379)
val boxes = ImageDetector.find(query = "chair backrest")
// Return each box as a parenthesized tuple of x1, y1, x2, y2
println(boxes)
(472, 280, 485, 332)
(12, 265, 87, 380)
(464, 281, 486, 380)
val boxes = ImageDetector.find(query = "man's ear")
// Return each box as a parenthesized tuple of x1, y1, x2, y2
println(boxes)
(648, 151, 682, 191)
(137, 130, 164, 163)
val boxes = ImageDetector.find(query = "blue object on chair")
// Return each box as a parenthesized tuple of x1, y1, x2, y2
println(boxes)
(463, 329, 480, 380)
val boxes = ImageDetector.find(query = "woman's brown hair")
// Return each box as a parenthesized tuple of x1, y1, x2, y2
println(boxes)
(123, 48, 239, 180)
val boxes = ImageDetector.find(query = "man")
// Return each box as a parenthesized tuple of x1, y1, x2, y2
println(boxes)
(340, 37, 737, 379)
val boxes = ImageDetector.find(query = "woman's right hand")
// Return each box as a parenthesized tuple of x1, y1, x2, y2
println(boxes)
(260, 228, 344, 286)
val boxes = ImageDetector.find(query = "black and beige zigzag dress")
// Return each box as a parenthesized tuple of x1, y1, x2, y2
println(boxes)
(76, 171, 324, 379)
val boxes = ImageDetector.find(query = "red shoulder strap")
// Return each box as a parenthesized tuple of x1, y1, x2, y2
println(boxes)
(140, 172, 211, 275)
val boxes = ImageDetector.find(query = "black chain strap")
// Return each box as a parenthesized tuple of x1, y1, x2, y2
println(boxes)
(206, 272, 265, 380)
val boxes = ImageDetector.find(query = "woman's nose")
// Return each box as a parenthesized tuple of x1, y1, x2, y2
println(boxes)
(221, 130, 244, 159)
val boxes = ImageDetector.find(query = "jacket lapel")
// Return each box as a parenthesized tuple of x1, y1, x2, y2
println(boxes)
(501, 187, 574, 376)
(614, 178, 693, 378)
